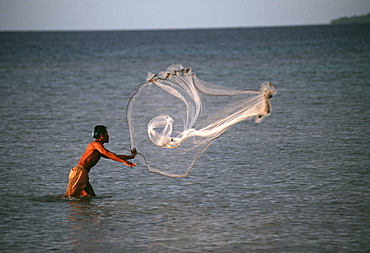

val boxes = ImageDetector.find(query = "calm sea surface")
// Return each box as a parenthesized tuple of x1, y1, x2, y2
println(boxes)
(1, 24, 369, 252)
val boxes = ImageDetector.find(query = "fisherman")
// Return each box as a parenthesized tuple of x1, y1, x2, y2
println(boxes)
(64, 125, 136, 198)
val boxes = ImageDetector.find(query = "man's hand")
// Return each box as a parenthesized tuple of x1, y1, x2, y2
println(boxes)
(124, 160, 137, 167)
(130, 148, 137, 157)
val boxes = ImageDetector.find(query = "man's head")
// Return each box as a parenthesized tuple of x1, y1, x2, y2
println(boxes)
(92, 125, 109, 142)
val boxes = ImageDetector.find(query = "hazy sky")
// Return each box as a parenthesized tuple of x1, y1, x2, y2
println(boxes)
(1, 0, 369, 31)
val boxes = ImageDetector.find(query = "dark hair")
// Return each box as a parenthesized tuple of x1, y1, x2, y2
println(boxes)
(92, 125, 107, 139)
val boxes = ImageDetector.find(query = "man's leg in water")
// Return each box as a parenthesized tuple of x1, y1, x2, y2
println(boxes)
(83, 181, 96, 197)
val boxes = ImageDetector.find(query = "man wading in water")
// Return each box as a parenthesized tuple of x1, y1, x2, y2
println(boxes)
(64, 125, 137, 198)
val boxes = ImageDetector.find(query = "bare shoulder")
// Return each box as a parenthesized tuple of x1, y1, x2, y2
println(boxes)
(89, 141, 107, 151)
(84, 141, 97, 150)
(89, 141, 100, 147)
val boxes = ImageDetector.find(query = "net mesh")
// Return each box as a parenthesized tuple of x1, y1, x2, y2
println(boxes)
(126, 64, 276, 177)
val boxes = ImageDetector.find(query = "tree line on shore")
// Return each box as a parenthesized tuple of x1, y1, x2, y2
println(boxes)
(330, 13, 370, 24)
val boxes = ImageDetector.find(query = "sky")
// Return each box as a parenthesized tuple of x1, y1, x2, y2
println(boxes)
(0, 0, 369, 31)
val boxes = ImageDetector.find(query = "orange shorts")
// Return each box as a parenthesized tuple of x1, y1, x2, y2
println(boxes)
(64, 165, 90, 198)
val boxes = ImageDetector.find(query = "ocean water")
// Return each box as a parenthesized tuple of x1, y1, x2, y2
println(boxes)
(1, 24, 369, 252)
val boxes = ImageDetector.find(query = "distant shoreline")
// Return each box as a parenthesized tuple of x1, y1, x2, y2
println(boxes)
(330, 13, 370, 24)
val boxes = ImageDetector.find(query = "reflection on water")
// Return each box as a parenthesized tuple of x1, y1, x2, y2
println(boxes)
(66, 197, 112, 251)
(62, 195, 285, 252)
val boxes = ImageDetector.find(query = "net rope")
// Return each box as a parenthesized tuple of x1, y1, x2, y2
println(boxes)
(126, 64, 276, 177)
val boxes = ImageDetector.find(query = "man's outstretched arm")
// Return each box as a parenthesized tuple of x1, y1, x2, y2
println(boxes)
(92, 142, 136, 167)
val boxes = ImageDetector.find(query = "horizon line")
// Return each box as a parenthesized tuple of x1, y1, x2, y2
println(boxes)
(0, 23, 333, 33)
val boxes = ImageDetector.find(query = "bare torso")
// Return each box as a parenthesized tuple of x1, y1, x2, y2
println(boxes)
(77, 139, 136, 172)
(77, 141, 103, 172)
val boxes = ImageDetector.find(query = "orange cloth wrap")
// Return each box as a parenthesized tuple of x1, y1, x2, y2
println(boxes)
(64, 165, 90, 198)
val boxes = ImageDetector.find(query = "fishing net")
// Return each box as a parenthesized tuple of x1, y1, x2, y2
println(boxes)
(126, 64, 276, 177)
